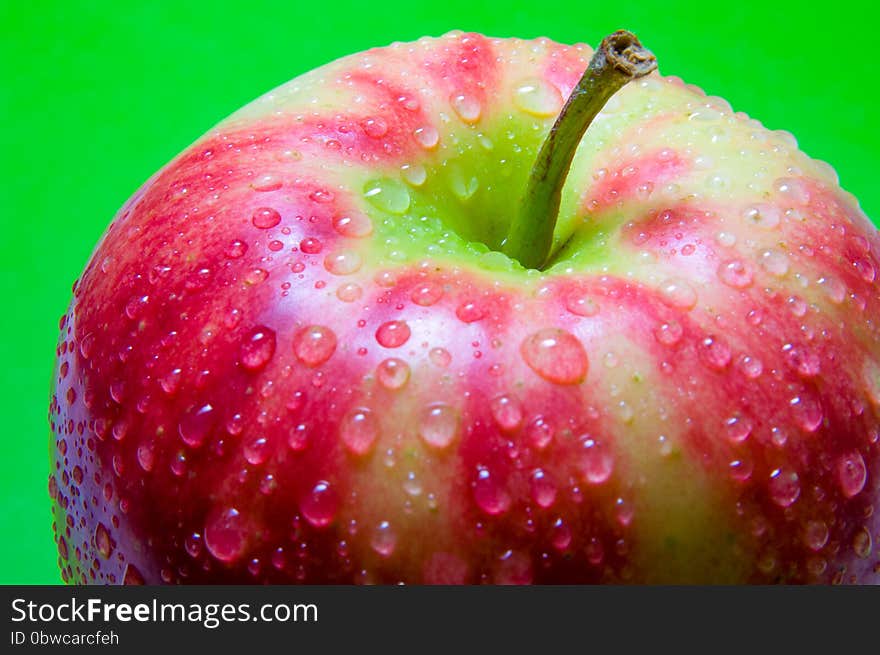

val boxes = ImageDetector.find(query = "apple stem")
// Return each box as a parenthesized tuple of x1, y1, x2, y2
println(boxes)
(502, 30, 657, 270)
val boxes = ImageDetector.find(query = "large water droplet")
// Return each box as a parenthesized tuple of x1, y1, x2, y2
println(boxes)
(768, 467, 800, 507)
(724, 415, 753, 443)
(565, 290, 600, 317)
(742, 203, 781, 229)
(718, 259, 754, 289)
(95, 523, 113, 558)
(653, 320, 684, 346)
(789, 393, 823, 432)
(803, 520, 829, 551)
(370, 521, 397, 557)
(700, 336, 731, 370)
(490, 394, 523, 431)
(376, 358, 410, 390)
(205, 507, 246, 562)
(473, 467, 511, 515)
(413, 125, 440, 149)
(364, 178, 411, 214)
(324, 250, 363, 276)
(361, 116, 388, 138)
(852, 526, 873, 559)
(240, 326, 277, 371)
(513, 78, 563, 117)
(521, 328, 588, 385)
(411, 282, 444, 306)
(333, 212, 373, 238)
(340, 408, 379, 456)
(418, 403, 459, 449)
(529, 469, 556, 508)
(375, 320, 411, 348)
(252, 207, 281, 229)
(451, 93, 482, 123)
(179, 403, 215, 447)
(526, 416, 553, 449)
(401, 163, 427, 187)
(293, 326, 337, 367)
(577, 436, 614, 485)
(837, 451, 867, 498)
(760, 249, 790, 277)
(659, 278, 697, 310)
(301, 481, 338, 528)
(336, 283, 363, 302)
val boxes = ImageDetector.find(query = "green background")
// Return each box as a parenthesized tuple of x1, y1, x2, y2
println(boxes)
(1, 0, 877, 584)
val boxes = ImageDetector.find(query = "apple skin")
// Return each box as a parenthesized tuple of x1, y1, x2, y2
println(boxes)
(49, 32, 880, 584)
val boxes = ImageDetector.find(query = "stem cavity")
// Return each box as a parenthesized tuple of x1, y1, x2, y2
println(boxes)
(502, 30, 657, 270)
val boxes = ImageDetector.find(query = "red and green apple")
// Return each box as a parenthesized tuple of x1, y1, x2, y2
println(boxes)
(49, 30, 880, 583)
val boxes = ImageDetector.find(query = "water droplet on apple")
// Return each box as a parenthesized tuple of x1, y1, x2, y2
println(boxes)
(494, 549, 532, 584)
(659, 278, 697, 310)
(653, 320, 683, 346)
(300, 237, 322, 254)
(742, 203, 780, 229)
(205, 507, 246, 562)
(490, 394, 523, 431)
(700, 336, 731, 370)
(370, 521, 397, 557)
(376, 358, 410, 390)
(411, 282, 444, 306)
(526, 415, 553, 449)
(564, 291, 599, 317)
(456, 300, 487, 323)
(513, 78, 563, 117)
(364, 178, 411, 214)
(728, 457, 753, 482)
(429, 347, 451, 367)
(803, 520, 829, 551)
(789, 393, 823, 432)
(336, 283, 363, 302)
(473, 467, 511, 515)
(287, 424, 309, 452)
(768, 467, 800, 507)
(837, 451, 867, 498)
(375, 320, 411, 348)
(450, 93, 481, 123)
(252, 207, 281, 229)
(332, 212, 373, 238)
(577, 436, 614, 485)
(718, 259, 754, 289)
(251, 174, 282, 192)
(361, 116, 388, 138)
(301, 481, 338, 528)
(293, 326, 337, 367)
(240, 326, 276, 371)
(179, 403, 215, 447)
(95, 523, 113, 558)
(418, 403, 458, 449)
(136, 442, 155, 472)
(759, 249, 790, 277)
(853, 258, 876, 283)
(852, 526, 872, 558)
(521, 328, 588, 385)
(413, 126, 439, 150)
(401, 163, 427, 187)
(529, 469, 556, 508)
(324, 250, 363, 276)
(244, 436, 269, 465)
(340, 408, 379, 456)
(725, 415, 753, 443)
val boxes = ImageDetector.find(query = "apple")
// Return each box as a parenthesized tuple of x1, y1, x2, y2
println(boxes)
(49, 29, 879, 584)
